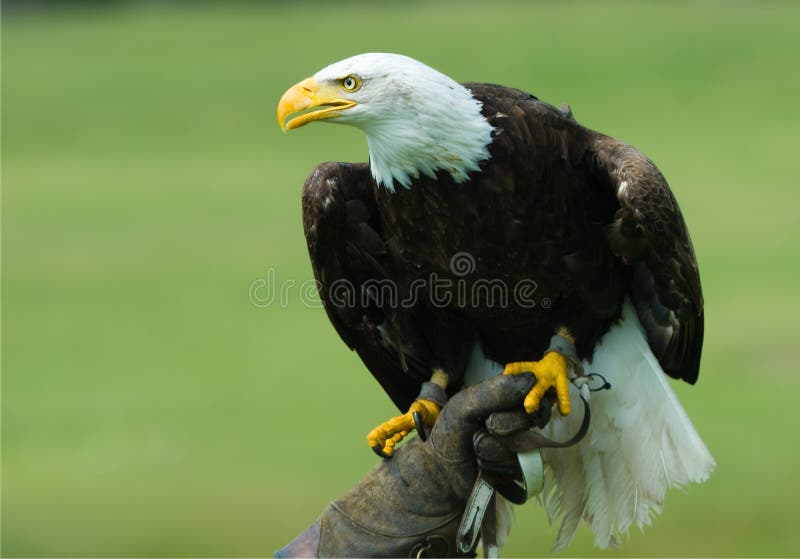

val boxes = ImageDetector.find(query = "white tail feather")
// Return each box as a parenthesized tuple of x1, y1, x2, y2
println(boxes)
(539, 299, 715, 550)
(494, 494, 515, 548)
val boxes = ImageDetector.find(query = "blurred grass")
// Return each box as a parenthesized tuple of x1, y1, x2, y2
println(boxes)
(2, 1, 799, 556)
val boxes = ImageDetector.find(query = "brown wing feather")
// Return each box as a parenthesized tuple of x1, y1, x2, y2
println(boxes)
(301, 162, 432, 410)
(590, 138, 704, 383)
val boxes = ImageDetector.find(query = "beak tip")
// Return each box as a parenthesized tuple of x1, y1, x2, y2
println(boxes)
(277, 76, 319, 132)
(277, 111, 291, 133)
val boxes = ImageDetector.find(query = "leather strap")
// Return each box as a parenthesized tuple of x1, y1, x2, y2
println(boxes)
(456, 476, 495, 554)
(517, 449, 545, 501)
(504, 395, 591, 454)
(481, 490, 499, 559)
(418, 381, 448, 408)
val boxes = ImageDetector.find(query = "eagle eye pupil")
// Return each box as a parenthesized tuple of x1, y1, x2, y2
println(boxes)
(343, 76, 358, 91)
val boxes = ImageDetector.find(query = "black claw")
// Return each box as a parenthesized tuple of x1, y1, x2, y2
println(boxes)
(371, 444, 392, 459)
(413, 411, 428, 441)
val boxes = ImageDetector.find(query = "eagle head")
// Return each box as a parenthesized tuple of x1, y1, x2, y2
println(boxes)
(277, 53, 493, 191)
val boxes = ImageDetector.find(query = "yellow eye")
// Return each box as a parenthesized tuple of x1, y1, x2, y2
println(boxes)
(341, 75, 361, 92)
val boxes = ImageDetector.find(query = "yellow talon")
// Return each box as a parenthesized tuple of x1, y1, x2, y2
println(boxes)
(366, 399, 441, 457)
(503, 351, 572, 416)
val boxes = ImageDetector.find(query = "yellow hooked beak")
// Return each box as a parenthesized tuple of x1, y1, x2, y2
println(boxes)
(277, 77, 356, 131)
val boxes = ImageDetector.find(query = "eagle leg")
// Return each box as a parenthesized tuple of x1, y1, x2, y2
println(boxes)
(367, 369, 449, 458)
(502, 328, 578, 416)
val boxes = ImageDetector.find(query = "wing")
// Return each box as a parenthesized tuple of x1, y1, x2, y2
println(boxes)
(302, 162, 432, 410)
(589, 137, 704, 383)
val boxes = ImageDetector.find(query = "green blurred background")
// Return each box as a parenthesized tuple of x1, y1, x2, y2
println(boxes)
(2, 1, 799, 556)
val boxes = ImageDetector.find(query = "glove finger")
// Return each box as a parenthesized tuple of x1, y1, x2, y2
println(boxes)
(442, 373, 536, 425)
(485, 409, 532, 436)
(474, 431, 521, 479)
(486, 391, 556, 435)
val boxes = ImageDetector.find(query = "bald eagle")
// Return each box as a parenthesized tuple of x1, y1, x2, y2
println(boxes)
(278, 53, 714, 550)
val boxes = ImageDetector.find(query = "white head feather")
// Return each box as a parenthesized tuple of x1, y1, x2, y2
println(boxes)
(312, 53, 494, 191)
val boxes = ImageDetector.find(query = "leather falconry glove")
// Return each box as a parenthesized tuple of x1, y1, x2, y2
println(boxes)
(275, 372, 537, 558)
